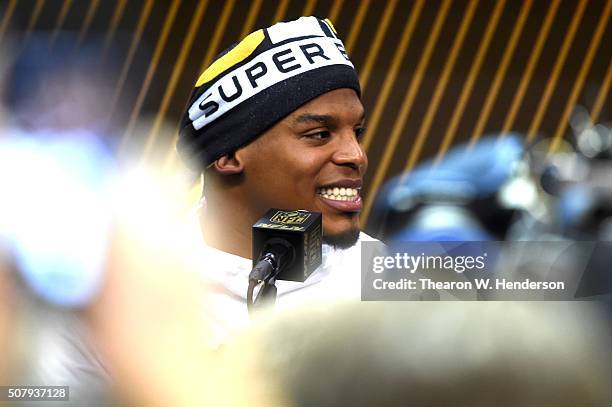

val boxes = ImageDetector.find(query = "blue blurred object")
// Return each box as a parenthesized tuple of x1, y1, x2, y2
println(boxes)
(558, 185, 595, 229)
(388, 135, 523, 209)
(371, 135, 524, 241)
(391, 206, 493, 241)
(3, 35, 124, 148)
(0, 130, 115, 307)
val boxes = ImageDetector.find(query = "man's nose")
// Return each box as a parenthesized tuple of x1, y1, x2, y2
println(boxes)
(332, 132, 368, 171)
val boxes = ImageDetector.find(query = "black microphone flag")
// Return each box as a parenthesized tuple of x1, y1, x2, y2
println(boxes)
(252, 209, 322, 282)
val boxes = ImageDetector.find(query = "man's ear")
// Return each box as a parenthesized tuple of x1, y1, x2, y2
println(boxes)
(213, 153, 244, 175)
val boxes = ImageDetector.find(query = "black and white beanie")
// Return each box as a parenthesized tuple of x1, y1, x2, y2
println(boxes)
(178, 16, 361, 170)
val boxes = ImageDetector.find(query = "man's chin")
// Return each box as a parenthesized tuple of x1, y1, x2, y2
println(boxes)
(322, 227, 361, 249)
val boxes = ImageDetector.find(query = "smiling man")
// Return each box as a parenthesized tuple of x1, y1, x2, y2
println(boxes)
(200, 87, 367, 257)
(178, 16, 377, 343)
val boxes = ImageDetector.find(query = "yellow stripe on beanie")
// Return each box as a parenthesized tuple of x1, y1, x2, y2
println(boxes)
(324, 18, 337, 34)
(195, 29, 265, 87)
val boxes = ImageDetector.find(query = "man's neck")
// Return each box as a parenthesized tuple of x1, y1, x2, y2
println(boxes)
(200, 204, 255, 259)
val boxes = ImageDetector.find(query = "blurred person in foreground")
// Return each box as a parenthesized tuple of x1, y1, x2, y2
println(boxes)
(0, 33, 278, 405)
(0, 35, 121, 403)
(0, 168, 267, 406)
(0, 35, 224, 404)
(225, 301, 612, 407)
(178, 16, 378, 345)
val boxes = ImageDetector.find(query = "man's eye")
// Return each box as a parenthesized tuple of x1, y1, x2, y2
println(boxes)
(355, 127, 366, 140)
(305, 131, 331, 140)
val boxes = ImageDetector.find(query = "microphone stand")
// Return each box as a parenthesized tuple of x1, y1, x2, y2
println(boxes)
(247, 238, 295, 315)
(247, 253, 280, 314)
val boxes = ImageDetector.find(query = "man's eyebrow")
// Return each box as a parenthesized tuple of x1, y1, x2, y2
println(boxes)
(293, 113, 335, 126)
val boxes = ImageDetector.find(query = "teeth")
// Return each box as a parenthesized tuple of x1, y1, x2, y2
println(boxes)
(317, 186, 360, 201)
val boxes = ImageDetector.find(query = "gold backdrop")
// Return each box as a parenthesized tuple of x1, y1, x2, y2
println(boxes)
(1, 0, 610, 231)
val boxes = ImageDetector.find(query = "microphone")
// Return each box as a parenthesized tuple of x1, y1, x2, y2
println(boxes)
(247, 209, 322, 313)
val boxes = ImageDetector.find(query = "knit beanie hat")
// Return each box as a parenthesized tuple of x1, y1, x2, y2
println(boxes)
(178, 16, 361, 170)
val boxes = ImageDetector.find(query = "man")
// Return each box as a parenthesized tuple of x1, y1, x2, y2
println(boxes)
(177, 16, 378, 342)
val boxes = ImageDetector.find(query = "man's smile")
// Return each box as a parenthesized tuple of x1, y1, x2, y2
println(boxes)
(316, 186, 360, 201)
(316, 181, 363, 212)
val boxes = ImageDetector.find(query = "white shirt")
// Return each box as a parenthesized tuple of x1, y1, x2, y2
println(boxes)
(199, 232, 379, 346)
